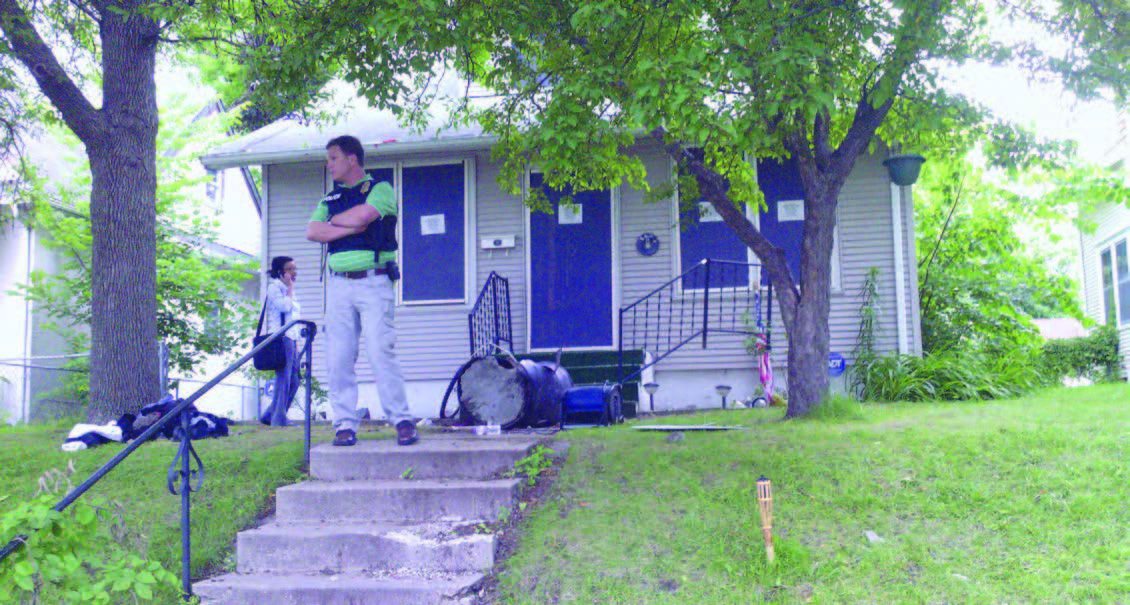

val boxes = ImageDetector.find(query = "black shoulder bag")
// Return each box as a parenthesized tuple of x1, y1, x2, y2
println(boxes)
(252, 300, 287, 371)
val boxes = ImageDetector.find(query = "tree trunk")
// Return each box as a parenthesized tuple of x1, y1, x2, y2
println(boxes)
(85, 8, 161, 423)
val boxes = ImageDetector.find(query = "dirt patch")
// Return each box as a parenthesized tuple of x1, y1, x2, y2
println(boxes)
(461, 440, 571, 604)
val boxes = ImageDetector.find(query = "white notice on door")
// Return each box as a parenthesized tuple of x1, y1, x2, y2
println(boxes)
(559, 204, 583, 225)
(777, 200, 804, 222)
(698, 202, 723, 222)
(420, 214, 446, 235)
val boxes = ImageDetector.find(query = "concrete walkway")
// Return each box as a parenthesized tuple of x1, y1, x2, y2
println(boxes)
(194, 434, 545, 605)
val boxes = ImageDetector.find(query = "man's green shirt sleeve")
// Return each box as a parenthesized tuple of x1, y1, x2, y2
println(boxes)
(310, 200, 328, 223)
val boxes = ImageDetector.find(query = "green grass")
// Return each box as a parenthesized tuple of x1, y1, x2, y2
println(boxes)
(0, 420, 386, 601)
(498, 384, 1130, 604)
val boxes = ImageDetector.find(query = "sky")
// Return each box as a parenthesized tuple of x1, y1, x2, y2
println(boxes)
(942, 62, 1125, 165)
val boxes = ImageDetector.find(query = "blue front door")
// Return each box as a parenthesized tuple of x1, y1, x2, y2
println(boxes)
(529, 173, 613, 350)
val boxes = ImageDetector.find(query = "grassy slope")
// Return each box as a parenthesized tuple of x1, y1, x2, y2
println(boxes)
(0, 421, 367, 600)
(499, 385, 1130, 604)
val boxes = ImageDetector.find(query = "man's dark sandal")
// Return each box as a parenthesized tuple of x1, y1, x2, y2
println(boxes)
(333, 429, 357, 447)
(396, 421, 418, 446)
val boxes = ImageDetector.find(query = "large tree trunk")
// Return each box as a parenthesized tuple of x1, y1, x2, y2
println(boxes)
(780, 184, 837, 417)
(85, 8, 161, 422)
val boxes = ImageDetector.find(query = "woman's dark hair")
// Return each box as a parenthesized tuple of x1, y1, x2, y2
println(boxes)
(269, 256, 293, 279)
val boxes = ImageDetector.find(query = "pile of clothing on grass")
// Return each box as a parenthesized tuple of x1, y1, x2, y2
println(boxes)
(62, 395, 232, 452)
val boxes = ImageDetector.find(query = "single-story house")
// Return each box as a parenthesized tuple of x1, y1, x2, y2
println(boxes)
(201, 108, 922, 418)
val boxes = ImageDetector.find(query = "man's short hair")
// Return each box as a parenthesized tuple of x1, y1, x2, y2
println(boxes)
(327, 135, 364, 166)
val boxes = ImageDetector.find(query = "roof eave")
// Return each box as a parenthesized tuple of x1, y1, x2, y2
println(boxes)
(200, 135, 498, 170)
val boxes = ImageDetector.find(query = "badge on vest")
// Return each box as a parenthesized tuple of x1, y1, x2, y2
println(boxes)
(360, 181, 371, 194)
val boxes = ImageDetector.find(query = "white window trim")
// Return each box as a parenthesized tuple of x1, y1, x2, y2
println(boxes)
(1099, 237, 1130, 326)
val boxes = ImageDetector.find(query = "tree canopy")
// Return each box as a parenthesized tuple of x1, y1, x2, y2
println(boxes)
(235, 0, 1127, 415)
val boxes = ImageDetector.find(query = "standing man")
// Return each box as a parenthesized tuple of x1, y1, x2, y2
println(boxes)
(306, 135, 417, 447)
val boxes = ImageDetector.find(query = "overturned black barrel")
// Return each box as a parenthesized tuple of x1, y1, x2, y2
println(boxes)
(454, 356, 573, 429)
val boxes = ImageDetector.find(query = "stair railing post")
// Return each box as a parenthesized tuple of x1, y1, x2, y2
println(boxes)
(180, 410, 192, 602)
(167, 406, 204, 602)
(702, 259, 711, 348)
(303, 325, 314, 470)
(492, 275, 502, 351)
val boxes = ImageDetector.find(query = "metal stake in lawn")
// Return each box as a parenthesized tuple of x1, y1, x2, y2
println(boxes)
(757, 475, 775, 564)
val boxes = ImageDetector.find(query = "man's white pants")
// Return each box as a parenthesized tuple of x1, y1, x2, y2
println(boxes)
(326, 274, 410, 432)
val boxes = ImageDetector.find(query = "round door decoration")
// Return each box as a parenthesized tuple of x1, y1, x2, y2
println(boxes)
(636, 232, 660, 256)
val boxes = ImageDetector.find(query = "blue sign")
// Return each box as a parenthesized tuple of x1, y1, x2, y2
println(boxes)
(828, 352, 846, 377)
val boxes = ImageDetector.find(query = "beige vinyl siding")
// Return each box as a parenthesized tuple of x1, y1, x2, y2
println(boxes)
(1079, 202, 1130, 376)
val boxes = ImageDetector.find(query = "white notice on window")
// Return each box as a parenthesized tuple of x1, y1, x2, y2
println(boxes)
(778, 200, 804, 222)
(559, 204, 583, 225)
(420, 214, 446, 235)
(698, 202, 723, 222)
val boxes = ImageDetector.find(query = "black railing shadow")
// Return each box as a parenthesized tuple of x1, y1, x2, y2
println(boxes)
(0, 319, 318, 602)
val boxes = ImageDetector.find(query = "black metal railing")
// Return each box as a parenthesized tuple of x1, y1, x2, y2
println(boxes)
(0, 319, 318, 602)
(618, 259, 772, 382)
(468, 271, 513, 358)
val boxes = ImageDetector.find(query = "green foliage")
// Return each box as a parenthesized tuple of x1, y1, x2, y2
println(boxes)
(508, 445, 556, 487)
(1042, 324, 1121, 383)
(916, 156, 1082, 355)
(848, 267, 882, 399)
(853, 348, 1043, 402)
(0, 473, 179, 604)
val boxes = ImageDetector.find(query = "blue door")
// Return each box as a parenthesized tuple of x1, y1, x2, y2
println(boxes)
(529, 173, 613, 349)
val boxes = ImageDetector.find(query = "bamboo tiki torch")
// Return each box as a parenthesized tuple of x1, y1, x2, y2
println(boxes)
(757, 475, 775, 564)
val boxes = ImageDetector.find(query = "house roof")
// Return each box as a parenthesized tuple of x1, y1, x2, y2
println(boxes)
(199, 107, 493, 170)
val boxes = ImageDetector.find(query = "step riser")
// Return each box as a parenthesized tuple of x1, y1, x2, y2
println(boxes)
(195, 585, 469, 605)
(276, 484, 518, 523)
(311, 450, 527, 481)
(237, 532, 493, 574)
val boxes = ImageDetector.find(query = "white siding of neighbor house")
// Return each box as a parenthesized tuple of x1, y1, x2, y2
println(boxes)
(1079, 202, 1130, 376)
(263, 146, 919, 388)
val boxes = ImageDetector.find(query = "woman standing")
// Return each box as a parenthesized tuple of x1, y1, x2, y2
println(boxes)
(260, 256, 302, 426)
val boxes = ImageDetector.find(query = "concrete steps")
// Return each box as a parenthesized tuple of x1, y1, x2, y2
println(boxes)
(195, 434, 545, 605)
(236, 521, 494, 574)
(276, 478, 521, 523)
(193, 570, 483, 605)
(310, 438, 539, 481)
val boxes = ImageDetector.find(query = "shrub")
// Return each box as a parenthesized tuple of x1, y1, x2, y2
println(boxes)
(1041, 324, 1120, 383)
(852, 347, 1043, 402)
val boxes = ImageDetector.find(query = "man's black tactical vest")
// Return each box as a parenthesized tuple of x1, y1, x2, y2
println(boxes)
(323, 178, 398, 260)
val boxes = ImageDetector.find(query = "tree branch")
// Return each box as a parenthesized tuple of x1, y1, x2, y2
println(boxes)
(650, 126, 801, 307)
(0, 0, 102, 144)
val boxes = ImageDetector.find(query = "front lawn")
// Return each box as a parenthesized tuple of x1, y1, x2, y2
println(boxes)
(0, 420, 358, 601)
(494, 384, 1130, 604)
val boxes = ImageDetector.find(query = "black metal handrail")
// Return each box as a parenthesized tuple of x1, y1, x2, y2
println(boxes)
(468, 271, 513, 358)
(0, 319, 318, 602)
(618, 259, 772, 383)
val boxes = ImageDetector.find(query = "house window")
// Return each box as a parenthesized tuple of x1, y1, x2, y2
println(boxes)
(676, 157, 841, 291)
(398, 162, 468, 304)
(1118, 241, 1130, 324)
(676, 152, 751, 289)
(1101, 248, 1116, 325)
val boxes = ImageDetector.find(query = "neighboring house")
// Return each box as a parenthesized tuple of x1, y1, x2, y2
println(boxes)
(0, 113, 263, 424)
(200, 108, 923, 418)
(1078, 114, 1130, 377)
